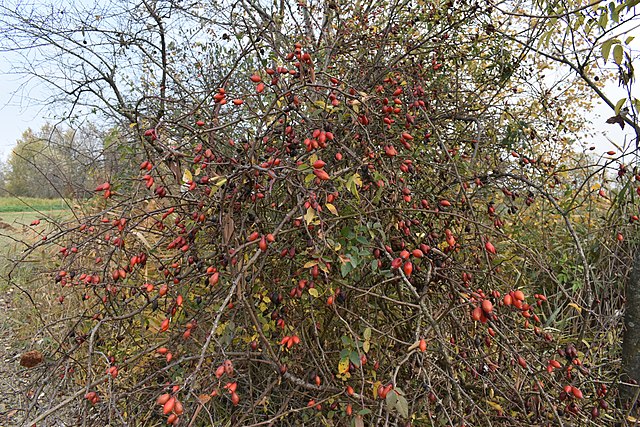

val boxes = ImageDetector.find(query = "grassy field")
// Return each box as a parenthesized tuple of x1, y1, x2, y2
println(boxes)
(0, 196, 68, 213)
(0, 197, 70, 344)
(0, 198, 69, 253)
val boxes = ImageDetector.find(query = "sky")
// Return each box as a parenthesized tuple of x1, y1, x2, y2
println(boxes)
(0, 63, 50, 159)
(0, 12, 637, 161)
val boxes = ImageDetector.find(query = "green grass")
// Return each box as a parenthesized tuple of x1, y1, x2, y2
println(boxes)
(0, 197, 68, 213)
(0, 199, 71, 309)
(0, 200, 70, 260)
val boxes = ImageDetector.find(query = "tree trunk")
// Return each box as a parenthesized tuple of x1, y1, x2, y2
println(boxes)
(622, 251, 640, 406)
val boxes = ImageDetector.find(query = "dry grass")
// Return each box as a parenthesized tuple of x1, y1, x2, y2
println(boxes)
(0, 200, 70, 426)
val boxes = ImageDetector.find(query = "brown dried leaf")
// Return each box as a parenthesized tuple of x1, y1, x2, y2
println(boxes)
(197, 394, 211, 405)
(20, 350, 43, 368)
(222, 213, 235, 245)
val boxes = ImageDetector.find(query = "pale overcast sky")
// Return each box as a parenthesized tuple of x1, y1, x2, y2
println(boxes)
(0, 58, 50, 159)
(0, 20, 637, 161)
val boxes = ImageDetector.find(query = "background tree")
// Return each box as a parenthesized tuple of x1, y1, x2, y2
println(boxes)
(3, 123, 110, 199)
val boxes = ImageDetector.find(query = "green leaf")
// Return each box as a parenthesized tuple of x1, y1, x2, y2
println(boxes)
(598, 10, 609, 28)
(625, 36, 635, 45)
(297, 162, 311, 171)
(609, 1, 619, 22)
(571, 11, 585, 30)
(537, 30, 552, 48)
(396, 394, 409, 418)
(615, 98, 627, 114)
(349, 254, 359, 268)
(601, 39, 615, 62)
(345, 173, 362, 200)
(349, 350, 361, 367)
(341, 261, 354, 277)
(304, 173, 315, 184)
(613, 44, 624, 65)
(386, 390, 398, 407)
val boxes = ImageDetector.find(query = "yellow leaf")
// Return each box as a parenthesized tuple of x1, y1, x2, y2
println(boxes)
(304, 207, 316, 225)
(338, 358, 350, 374)
(486, 400, 503, 412)
(373, 381, 382, 399)
(352, 173, 362, 187)
(303, 260, 319, 269)
(326, 203, 338, 215)
(182, 169, 193, 183)
(568, 302, 582, 313)
(308, 288, 319, 298)
(215, 322, 227, 336)
(337, 371, 351, 380)
(363, 341, 370, 353)
(210, 176, 227, 187)
(350, 99, 361, 113)
(313, 100, 333, 112)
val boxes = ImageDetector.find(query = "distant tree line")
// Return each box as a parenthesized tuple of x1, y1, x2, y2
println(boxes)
(0, 123, 121, 199)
